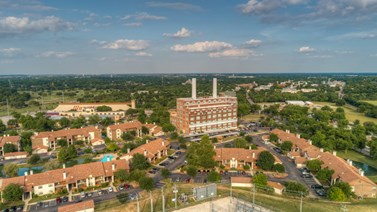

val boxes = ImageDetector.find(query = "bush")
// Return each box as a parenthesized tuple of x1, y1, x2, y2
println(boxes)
(281, 141, 293, 151)
(253, 173, 267, 186)
(243, 165, 250, 170)
(161, 168, 170, 179)
(28, 154, 41, 165)
(139, 177, 154, 191)
(116, 193, 129, 203)
(284, 182, 308, 196)
(256, 151, 275, 170)
(272, 164, 285, 173)
(327, 187, 346, 201)
(208, 171, 221, 183)
(2, 184, 23, 202)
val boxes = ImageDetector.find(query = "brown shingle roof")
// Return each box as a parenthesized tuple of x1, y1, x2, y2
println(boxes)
(108, 121, 142, 131)
(0, 135, 21, 147)
(0, 159, 129, 192)
(231, 177, 252, 184)
(214, 147, 264, 163)
(58, 200, 94, 212)
(127, 138, 170, 159)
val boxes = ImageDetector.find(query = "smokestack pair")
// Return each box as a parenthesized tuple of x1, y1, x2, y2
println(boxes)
(191, 78, 217, 99)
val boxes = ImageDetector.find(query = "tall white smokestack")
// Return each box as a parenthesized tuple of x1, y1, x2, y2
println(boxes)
(213, 78, 217, 98)
(192, 78, 197, 99)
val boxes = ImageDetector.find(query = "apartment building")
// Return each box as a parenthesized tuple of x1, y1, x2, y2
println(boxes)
(271, 129, 377, 198)
(32, 126, 103, 154)
(170, 78, 238, 135)
(214, 147, 281, 170)
(121, 138, 170, 163)
(106, 121, 142, 140)
(0, 159, 129, 201)
(0, 135, 21, 156)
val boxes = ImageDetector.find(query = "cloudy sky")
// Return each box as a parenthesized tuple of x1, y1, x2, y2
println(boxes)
(1, 0, 377, 74)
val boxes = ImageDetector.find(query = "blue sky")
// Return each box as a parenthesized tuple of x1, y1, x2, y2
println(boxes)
(0, 0, 377, 74)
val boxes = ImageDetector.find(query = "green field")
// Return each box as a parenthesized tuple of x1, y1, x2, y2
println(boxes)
(312, 102, 377, 124)
(361, 100, 377, 106)
(241, 113, 263, 122)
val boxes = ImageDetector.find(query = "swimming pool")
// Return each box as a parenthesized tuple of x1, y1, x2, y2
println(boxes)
(18, 166, 44, 176)
(101, 154, 114, 162)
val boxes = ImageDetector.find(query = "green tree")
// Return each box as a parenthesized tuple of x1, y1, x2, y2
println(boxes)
(128, 169, 146, 182)
(106, 143, 119, 152)
(316, 168, 334, 181)
(0, 119, 6, 134)
(370, 139, 377, 159)
(256, 151, 275, 170)
(114, 169, 129, 182)
(281, 141, 293, 151)
(333, 182, 352, 198)
(186, 165, 197, 178)
(28, 154, 41, 165)
(186, 135, 216, 168)
(253, 173, 267, 186)
(96, 105, 112, 112)
(273, 164, 285, 173)
(234, 138, 248, 148)
(141, 126, 149, 135)
(139, 177, 154, 191)
(208, 171, 221, 183)
(59, 117, 71, 128)
(2, 184, 24, 202)
(131, 153, 151, 170)
(121, 132, 134, 141)
(269, 133, 278, 142)
(161, 168, 170, 179)
(306, 159, 323, 172)
(245, 135, 253, 143)
(57, 139, 68, 147)
(285, 182, 308, 196)
(88, 115, 101, 125)
(4, 163, 18, 177)
(162, 123, 175, 132)
(3, 143, 17, 153)
(327, 187, 346, 201)
(58, 146, 77, 163)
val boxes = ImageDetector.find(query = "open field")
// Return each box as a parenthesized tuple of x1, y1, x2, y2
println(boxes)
(312, 102, 377, 124)
(241, 113, 263, 122)
(361, 100, 377, 106)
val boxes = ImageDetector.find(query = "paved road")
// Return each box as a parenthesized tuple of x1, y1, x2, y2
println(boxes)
(252, 134, 316, 197)
(245, 89, 255, 105)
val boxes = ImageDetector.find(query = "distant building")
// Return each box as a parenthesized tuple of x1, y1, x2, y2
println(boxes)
(0, 159, 129, 201)
(231, 177, 252, 188)
(170, 78, 238, 135)
(32, 126, 103, 154)
(301, 88, 317, 93)
(106, 121, 164, 140)
(4, 151, 28, 160)
(0, 135, 21, 156)
(282, 87, 298, 93)
(254, 84, 273, 91)
(50, 101, 136, 120)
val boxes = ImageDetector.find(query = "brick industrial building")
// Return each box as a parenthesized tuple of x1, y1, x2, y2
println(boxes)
(170, 78, 238, 135)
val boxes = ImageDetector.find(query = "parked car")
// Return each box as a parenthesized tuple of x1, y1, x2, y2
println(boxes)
(175, 151, 182, 155)
(87, 192, 92, 197)
(36, 202, 43, 207)
(168, 156, 175, 160)
(301, 174, 313, 178)
(129, 193, 137, 200)
(108, 187, 114, 192)
(124, 184, 131, 189)
(80, 192, 86, 198)
(56, 197, 62, 204)
(16, 206, 23, 211)
(62, 196, 69, 202)
(273, 147, 283, 154)
(98, 190, 103, 195)
(311, 184, 324, 189)
(119, 185, 124, 191)
(315, 189, 326, 196)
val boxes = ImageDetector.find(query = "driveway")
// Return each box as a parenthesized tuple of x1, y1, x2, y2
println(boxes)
(252, 134, 316, 197)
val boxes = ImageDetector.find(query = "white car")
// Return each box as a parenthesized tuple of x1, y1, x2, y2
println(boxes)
(80, 192, 86, 198)
(108, 187, 113, 192)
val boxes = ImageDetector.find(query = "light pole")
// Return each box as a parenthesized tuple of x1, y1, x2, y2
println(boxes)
(173, 183, 178, 209)
(300, 192, 303, 212)
(136, 193, 140, 212)
(162, 186, 165, 212)
(150, 191, 153, 212)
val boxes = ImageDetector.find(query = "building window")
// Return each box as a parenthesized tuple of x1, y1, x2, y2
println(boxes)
(38, 186, 43, 189)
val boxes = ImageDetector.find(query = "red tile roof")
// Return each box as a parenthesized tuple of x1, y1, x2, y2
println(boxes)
(0, 159, 129, 192)
(4, 151, 28, 157)
(214, 148, 264, 163)
(32, 126, 101, 141)
(0, 135, 21, 147)
(127, 138, 170, 159)
(58, 200, 94, 212)
(231, 177, 252, 184)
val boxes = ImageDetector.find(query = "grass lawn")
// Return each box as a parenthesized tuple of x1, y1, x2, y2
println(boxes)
(241, 113, 263, 122)
(361, 100, 377, 106)
(312, 102, 377, 124)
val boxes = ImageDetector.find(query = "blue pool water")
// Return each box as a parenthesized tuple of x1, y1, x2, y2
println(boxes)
(101, 154, 113, 162)
(18, 166, 44, 176)
(352, 161, 377, 176)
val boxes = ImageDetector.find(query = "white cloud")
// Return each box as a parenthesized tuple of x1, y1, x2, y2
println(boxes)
(209, 48, 254, 58)
(103, 39, 149, 51)
(163, 27, 192, 38)
(90, 39, 107, 45)
(299, 46, 315, 53)
(125, 22, 142, 27)
(245, 39, 263, 47)
(0, 0, 56, 11)
(37, 51, 75, 58)
(171, 41, 232, 52)
(0, 48, 21, 57)
(0, 16, 74, 36)
(370, 53, 377, 57)
(135, 52, 152, 57)
(146, 2, 202, 11)
(122, 12, 166, 21)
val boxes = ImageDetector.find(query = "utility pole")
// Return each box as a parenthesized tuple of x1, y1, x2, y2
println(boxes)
(252, 184, 255, 206)
(162, 186, 165, 212)
(136, 193, 140, 212)
(173, 183, 178, 209)
(150, 191, 153, 212)
(300, 192, 303, 212)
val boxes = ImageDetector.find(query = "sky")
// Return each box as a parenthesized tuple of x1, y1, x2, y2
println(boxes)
(0, 0, 377, 74)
